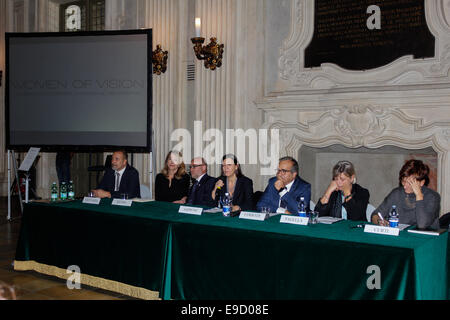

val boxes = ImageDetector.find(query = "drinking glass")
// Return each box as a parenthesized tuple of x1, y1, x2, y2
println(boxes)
(309, 211, 319, 224)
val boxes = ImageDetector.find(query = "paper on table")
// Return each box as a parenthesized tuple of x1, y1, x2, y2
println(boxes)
(131, 198, 154, 202)
(267, 212, 281, 218)
(407, 227, 447, 236)
(204, 207, 222, 213)
(317, 216, 343, 224)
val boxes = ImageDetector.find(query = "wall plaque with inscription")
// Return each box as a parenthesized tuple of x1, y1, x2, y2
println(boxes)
(305, 0, 435, 70)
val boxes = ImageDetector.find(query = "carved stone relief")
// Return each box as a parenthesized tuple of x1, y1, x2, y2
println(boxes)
(278, 0, 450, 90)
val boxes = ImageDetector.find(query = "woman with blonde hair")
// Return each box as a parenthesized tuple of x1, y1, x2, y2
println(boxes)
(155, 151, 190, 203)
(315, 160, 370, 221)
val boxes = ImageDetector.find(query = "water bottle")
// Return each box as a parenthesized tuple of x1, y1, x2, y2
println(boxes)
(222, 193, 232, 217)
(298, 197, 307, 217)
(60, 182, 67, 201)
(388, 205, 399, 228)
(51, 182, 58, 202)
(68, 181, 75, 200)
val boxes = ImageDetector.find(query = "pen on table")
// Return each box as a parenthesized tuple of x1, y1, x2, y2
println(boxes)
(377, 212, 386, 225)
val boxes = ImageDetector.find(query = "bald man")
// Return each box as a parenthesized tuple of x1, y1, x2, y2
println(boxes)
(186, 157, 216, 207)
(92, 150, 140, 199)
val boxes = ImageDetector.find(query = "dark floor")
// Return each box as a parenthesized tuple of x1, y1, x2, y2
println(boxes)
(0, 197, 143, 300)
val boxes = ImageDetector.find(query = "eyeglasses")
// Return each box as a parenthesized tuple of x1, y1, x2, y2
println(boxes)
(190, 164, 205, 169)
(276, 168, 293, 174)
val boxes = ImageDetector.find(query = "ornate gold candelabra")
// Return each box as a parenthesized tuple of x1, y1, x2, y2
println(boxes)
(191, 37, 224, 71)
(152, 45, 168, 75)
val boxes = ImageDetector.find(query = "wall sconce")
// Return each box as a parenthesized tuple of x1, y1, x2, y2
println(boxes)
(152, 45, 168, 75)
(191, 18, 224, 71)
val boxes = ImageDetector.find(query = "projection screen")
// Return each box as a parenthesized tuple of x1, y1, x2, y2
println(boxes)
(5, 29, 152, 152)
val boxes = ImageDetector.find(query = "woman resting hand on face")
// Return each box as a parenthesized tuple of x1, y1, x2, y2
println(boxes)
(371, 159, 440, 230)
(315, 160, 370, 221)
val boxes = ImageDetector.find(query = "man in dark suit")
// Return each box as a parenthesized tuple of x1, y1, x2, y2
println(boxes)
(256, 156, 311, 214)
(92, 150, 141, 199)
(186, 157, 216, 207)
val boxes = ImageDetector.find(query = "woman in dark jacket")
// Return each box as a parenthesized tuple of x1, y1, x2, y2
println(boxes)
(211, 154, 254, 211)
(315, 160, 370, 221)
(155, 151, 190, 203)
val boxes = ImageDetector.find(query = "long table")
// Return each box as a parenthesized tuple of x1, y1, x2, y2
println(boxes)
(14, 199, 449, 300)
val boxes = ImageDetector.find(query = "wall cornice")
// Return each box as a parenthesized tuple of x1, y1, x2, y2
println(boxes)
(277, 0, 450, 92)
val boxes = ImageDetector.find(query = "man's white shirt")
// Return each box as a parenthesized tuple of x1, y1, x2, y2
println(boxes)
(114, 166, 126, 191)
(196, 173, 206, 183)
(277, 179, 295, 214)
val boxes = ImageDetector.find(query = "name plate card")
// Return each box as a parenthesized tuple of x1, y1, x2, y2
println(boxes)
(364, 224, 399, 237)
(239, 211, 267, 221)
(179, 206, 203, 216)
(280, 215, 309, 226)
(112, 199, 133, 207)
(82, 197, 101, 205)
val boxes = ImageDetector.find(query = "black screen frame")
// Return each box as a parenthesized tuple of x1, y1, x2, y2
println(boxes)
(5, 29, 153, 153)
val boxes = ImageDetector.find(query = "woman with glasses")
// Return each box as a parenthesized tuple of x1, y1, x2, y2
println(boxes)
(211, 154, 254, 211)
(371, 159, 440, 229)
(315, 160, 370, 221)
(155, 151, 190, 203)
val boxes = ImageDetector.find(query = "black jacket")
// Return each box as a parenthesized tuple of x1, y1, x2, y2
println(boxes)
(97, 165, 141, 199)
(155, 173, 190, 202)
(315, 183, 369, 221)
(187, 174, 217, 207)
(215, 175, 254, 211)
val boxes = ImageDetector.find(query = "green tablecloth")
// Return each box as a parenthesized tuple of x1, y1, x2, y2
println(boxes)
(14, 200, 449, 300)
(15, 200, 178, 297)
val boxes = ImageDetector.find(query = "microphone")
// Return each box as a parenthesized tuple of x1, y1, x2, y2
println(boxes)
(215, 177, 225, 198)
(216, 176, 226, 188)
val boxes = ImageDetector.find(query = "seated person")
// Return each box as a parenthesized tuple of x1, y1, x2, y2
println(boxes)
(211, 154, 254, 211)
(186, 157, 216, 207)
(315, 161, 369, 221)
(92, 150, 140, 199)
(256, 156, 311, 214)
(155, 151, 190, 203)
(371, 159, 440, 229)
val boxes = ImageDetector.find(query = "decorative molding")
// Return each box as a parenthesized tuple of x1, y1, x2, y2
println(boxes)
(429, 43, 450, 75)
(331, 106, 387, 146)
(441, 129, 450, 145)
(279, 0, 305, 81)
(260, 101, 450, 213)
(278, 0, 450, 91)
(267, 0, 450, 213)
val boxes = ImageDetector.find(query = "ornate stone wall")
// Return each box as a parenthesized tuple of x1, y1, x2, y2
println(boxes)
(256, 0, 450, 214)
